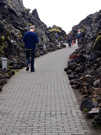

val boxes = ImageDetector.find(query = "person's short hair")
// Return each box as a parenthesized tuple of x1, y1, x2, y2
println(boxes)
(30, 25, 35, 30)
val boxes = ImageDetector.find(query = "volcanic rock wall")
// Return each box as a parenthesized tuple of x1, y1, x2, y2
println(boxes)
(65, 10, 101, 127)
(67, 10, 101, 94)
(0, 0, 66, 90)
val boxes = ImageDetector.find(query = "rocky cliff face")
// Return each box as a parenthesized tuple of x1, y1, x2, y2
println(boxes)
(2, 0, 24, 14)
(67, 10, 101, 90)
(65, 10, 101, 127)
(0, 0, 66, 62)
(0, 0, 66, 90)
(72, 10, 101, 50)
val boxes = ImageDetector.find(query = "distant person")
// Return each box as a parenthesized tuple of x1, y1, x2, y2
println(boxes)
(77, 29, 85, 45)
(23, 25, 39, 72)
(67, 34, 72, 47)
(77, 29, 81, 44)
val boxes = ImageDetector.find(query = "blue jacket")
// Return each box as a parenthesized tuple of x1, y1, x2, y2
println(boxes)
(23, 32, 39, 49)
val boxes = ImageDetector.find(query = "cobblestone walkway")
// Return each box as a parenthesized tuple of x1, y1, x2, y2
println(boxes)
(0, 47, 90, 135)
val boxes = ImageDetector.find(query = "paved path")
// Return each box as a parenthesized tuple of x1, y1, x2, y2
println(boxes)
(0, 47, 90, 135)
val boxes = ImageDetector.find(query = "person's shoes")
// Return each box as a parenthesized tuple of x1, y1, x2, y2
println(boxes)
(31, 70, 35, 72)
(26, 66, 29, 71)
(31, 69, 35, 72)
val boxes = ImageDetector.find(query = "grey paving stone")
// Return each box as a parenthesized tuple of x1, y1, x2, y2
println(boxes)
(0, 47, 91, 135)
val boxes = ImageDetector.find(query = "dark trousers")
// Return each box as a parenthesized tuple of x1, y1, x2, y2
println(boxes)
(25, 49, 35, 71)
(68, 41, 72, 47)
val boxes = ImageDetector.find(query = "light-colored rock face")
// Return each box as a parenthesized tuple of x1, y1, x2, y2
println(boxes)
(2, 0, 24, 14)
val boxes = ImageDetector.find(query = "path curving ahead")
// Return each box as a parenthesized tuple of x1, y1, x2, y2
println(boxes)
(0, 47, 90, 135)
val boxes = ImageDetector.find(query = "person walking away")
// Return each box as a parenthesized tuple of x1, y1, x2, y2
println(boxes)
(67, 34, 72, 47)
(23, 25, 39, 72)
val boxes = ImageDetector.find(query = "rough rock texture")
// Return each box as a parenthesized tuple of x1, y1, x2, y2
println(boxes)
(71, 10, 101, 50)
(0, 0, 66, 91)
(67, 10, 101, 94)
(2, 0, 25, 15)
(65, 10, 101, 127)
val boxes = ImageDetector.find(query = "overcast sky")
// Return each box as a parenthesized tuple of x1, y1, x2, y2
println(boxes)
(23, 0, 101, 33)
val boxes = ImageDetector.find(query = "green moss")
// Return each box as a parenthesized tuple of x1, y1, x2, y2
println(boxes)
(83, 108, 89, 113)
(93, 35, 101, 49)
(7, 35, 10, 40)
(0, 42, 7, 55)
(8, 0, 13, 7)
(17, 33, 22, 39)
(28, 23, 33, 26)
(1, 35, 5, 41)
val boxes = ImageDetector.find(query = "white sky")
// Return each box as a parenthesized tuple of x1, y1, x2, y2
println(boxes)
(23, 0, 101, 33)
